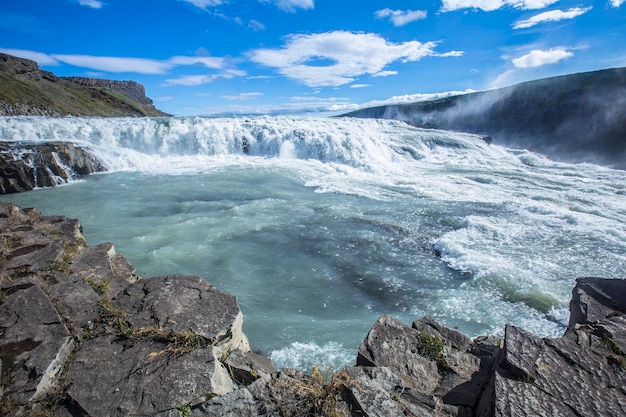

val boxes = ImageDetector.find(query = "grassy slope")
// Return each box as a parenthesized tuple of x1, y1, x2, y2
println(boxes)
(0, 72, 166, 117)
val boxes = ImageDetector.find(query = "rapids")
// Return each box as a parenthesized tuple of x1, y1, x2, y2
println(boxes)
(2, 116, 625, 370)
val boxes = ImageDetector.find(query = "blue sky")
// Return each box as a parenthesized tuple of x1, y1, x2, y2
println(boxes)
(1, 0, 624, 116)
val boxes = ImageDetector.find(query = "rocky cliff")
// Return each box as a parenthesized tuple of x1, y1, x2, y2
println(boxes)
(0, 53, 170, 117)
(343, 67, 626, 169)
(0, 202, 624, 416)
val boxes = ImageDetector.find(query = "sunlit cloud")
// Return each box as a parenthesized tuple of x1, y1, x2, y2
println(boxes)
(163, 74, 224, 86)
(168, 56, 225, 69)
(360, 89, 477, 108)
(0, 48, 59, 65)
(249, 31, 457, 87)
(78, 0, 105, 9)
(609, 0, 624, 6)
(374, 9, 427, 27)
(373, 71, 398, 77)
(178, 0, 225, 9)
(52, 54, 172, 74)
(259, 0, 314, 13)
(221, 92, 264, 101)
(248, 19, 266, 31)
(163, 69, 245, 86)
(350, 84, 372, 89)
(513, 7, 592, 29)
(1, 48, 244, 85)
(441, 0, 558, 12)
(512, 48, 573, 68)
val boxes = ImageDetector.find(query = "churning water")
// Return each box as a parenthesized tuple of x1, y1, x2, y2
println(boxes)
(2, 116, 625, 370)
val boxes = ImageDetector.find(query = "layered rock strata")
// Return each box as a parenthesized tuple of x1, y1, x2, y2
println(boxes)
(0, 141, 104, 193)
(0, 201, 624, 416)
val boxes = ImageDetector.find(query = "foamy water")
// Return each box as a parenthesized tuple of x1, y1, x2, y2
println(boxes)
(3, 116, 625, 370)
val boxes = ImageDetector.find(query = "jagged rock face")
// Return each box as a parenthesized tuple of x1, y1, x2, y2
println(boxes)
(493, 278, 626, 417)
(62, 77, 153, 106)
(0, 141, 104, 193)
(0, 202, 257, 417)
(0, 53, 42, 80)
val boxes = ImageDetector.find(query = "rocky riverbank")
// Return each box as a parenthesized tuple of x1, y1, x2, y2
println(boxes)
(0, 201, 624, 416)
(0, 142, 104, 194)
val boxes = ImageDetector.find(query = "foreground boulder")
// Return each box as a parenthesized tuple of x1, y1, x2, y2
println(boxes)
(0, 141, 104, 193)
(492, 277, 626, 417)
(0, 202, 255, 416)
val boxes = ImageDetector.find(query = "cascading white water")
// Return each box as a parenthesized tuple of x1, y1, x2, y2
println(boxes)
(3, 115, 626, 370)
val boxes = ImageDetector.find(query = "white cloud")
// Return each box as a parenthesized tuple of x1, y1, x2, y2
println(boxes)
(437, 50, 465, 57)
(513, 7, 592, 29)
(259, 0, 314, 12)
(221, 92, 264, 101)
(441, 0, 557, 12)
(512, 48, 573, 68)
(248, 19, 266, 31)
(610, 0, 624, 6)
(0, 48, 60, 65)
(179, 0, 224, 9)
(350, 84, 372, 88)
(163, 69, 245, 86)
(78, 0, 105, 8)
(374, 9, 428, 26)
(249, 31, 455, 87)
(51, 54, 172, 74)
(163, 74, 223, 86)
(373, 70, 398, 77)
(360, 89, 477, 108)
(1, 49, 244, 84)
(168, 56, 225, 69)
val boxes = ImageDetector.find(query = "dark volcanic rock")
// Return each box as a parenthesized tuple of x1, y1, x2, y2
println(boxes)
(115, 275, 250, 356)
(66, 335, 234, 417)
(492, 277, 626, 417)
(0, 278, 75, 404)
(0, 202, 259, 416)
(0, 141, 104, 194)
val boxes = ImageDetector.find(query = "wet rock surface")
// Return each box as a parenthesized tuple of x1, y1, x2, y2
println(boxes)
(0, 141, 104, 194)
(0, 201, 624, 416)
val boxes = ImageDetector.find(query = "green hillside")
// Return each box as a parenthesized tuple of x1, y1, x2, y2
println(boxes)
(0, 53, 170, 117)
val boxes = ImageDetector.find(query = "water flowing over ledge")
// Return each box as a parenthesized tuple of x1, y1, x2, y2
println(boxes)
(3, 116, 626, 370)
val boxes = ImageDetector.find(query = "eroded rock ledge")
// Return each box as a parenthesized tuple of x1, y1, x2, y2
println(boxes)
(0, 201, 624, 416)
(0, 141, 104, 194)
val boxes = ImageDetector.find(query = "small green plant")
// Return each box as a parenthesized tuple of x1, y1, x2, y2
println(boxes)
(416, 333, 445, 361)
(85, 277, 112, 295)
(607, 354, 625, 368)
(97, 297, 132, 335)
(131, 326, 210, 355)
(175, 404, 192, 417)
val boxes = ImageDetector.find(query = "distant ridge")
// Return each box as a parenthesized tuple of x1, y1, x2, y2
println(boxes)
(0, 53, 170, 117)
(343, 68, 626, 169)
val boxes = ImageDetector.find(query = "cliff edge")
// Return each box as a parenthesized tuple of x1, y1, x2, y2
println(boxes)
(0, 53, 170, 117)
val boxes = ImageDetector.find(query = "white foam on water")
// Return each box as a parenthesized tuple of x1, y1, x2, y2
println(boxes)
(270, 341, 355, 372)
(3, 115, 626, 371)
